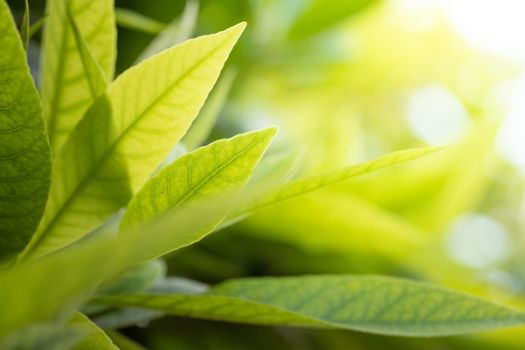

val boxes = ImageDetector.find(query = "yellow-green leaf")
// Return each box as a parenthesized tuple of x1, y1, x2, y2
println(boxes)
(105, 330, 148, 350)
(71, 313, 117, 350)
(288, 0, 376, 39)
(121, 127, 276, 230)
(65, 3, 108, 99)
(41, 0, 116, 151)
(241, 190, 426, 259)
(20, 23, 246, 262)
(94, 275, 525, 337)
(0, 192, 244, 337)
(231, 147, 444, 218)
(0, 0, 51, 259)
(114, 7, 166, 34)
(182, 68, 236, 150)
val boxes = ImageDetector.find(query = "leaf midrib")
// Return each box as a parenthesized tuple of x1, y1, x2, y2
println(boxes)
(171, 136, 265, 209)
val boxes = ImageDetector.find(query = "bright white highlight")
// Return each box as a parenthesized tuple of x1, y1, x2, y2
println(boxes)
(397, 0, 525, 170)
(445, 214, 511, 268)
(406, 85, 470, 145)
(396, 0, 525, 62)
(496, 74, 525, 173)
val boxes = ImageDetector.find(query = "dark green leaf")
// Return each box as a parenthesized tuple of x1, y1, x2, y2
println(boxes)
(0, 0, 52, 259)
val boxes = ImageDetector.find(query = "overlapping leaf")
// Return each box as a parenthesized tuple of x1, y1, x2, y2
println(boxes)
(0, 0, 51, 259)
(21, 23, 246, 261)
(95, 275, 525, 337)
(230, 147, 444, 219)
(20, 0, 29, 50)
(65, 4, 108, 99)
(121, 128, 276, 230)
(182, 68, 236, 150)
(0, 185, 247, 338)
(70, 313, 117, 350)
(41, 0, 116, 151)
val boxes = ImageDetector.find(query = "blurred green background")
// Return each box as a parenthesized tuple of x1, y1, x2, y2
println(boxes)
(8, 0, 525, 348)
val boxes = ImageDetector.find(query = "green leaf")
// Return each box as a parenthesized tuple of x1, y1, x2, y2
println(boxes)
(241, 190, 427, 259)
(182, 68, 236, 150)
(0, 0, 52, 259)
(0, 237, 116, 339)
(337, 124, 498, 233)
(0, 321, 85, 350)
(231, 147, 445, 219)
(94, 308, 163, 330)
(94, 278, 207, 329)
(0, 191, 246, 338)
(97, 260, 166, 296)
(247, 146, 300, 188)
(94, 275, 525, 337)
(115, 7, 166, 34)
(20, 23, 246, 262)
(1, 309, 118, 349)
(288, 0, 376, 39)
(28, 16, 44, 38)
(70, 313, 117, 350)
(135, 0, 199, 63)
(105, 330, 147, 350)
(65, 3, 108, 99)
(41, 0, 116, 151)
(121, 127, 276, 230)
(20, 0, 29, 50)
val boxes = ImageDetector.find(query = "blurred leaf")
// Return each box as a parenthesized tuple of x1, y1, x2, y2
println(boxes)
(0, 235, 116, 339)
(115, 7, 166, 34)
(97, 260, 166, 296)
(71, 313, 118, 350)
(146, 317, 296, 350)
(121, 127, 276, 230)
(94, 275, 525, 337)
(20, 0, 29, 50)
(183, 67, 236, 150)
(247, 145, 301, 188)
(340, 124, 498, 232)
(232, 146, 443, 218)
(94, 307, 163, 330)
(0, 190, 246, 338)
(288, 0, 376, 39)
(291, 326, 525, 350)
(41, 0, 116, 151)
(20, 23, 246, 262)
(0, 0, 51, 259)
(105, 330, 148, 350)
(0, 322, 84, 350)
(28, 16, 44, 38)
(241, 190, 426, 259)
(94, 277, 208, 329)
(136, 0, 199, 63)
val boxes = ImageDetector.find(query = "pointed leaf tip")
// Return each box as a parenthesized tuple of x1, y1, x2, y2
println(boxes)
(221, 22, 247, 42)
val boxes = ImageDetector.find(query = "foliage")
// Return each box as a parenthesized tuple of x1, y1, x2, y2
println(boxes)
(1, 0, 524, 349)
